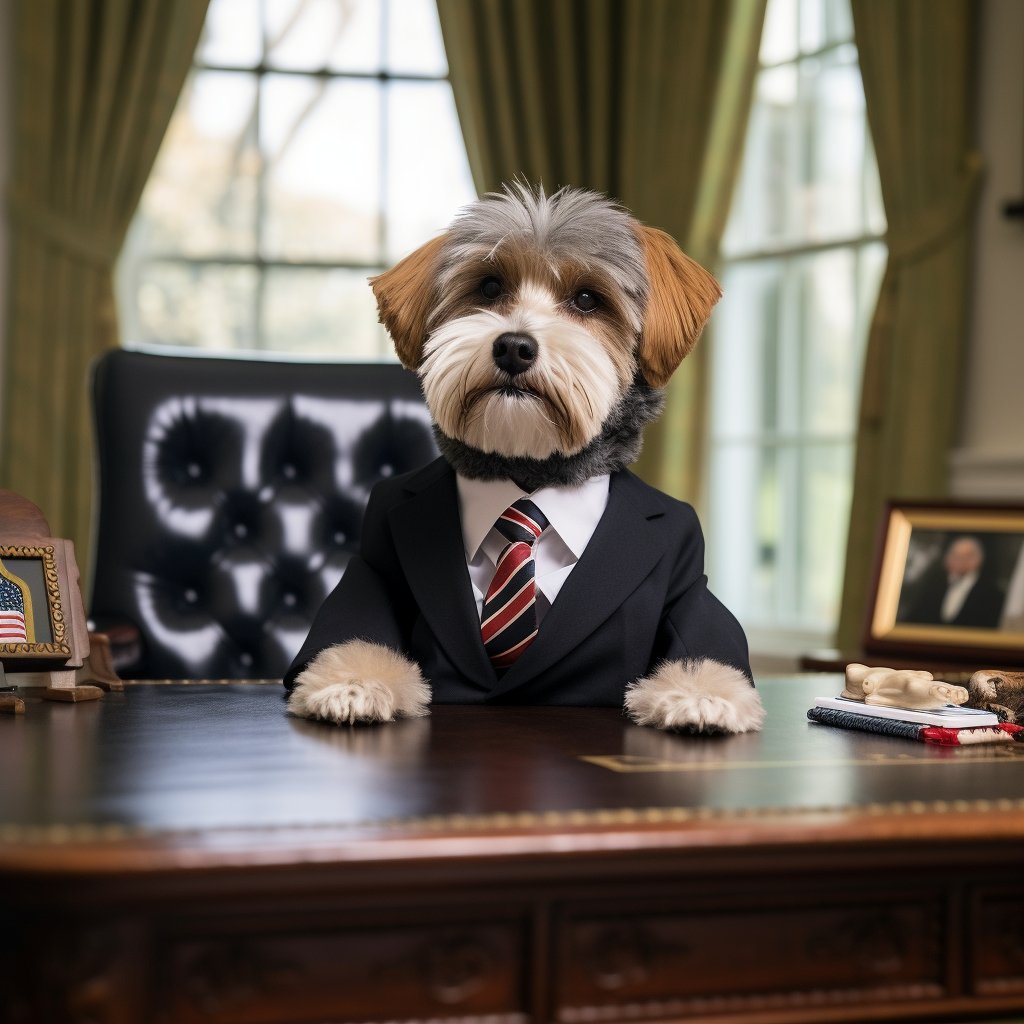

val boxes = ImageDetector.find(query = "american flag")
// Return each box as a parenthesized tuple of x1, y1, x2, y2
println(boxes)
(0, 571, 29, 643)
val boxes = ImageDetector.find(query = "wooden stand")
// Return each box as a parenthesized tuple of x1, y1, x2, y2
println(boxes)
(0, 491, 119, 704)
(77, 632, 124, 692)
(0, 693, 24, 714)
(43, 683, 104, 702)
(0, 665, 25, 714)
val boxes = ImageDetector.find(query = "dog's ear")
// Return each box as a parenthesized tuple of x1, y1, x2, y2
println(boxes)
(634, 226, 722, 389)
(370, 234, 447, 370)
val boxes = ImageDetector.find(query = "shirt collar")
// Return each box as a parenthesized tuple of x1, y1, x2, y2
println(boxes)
(948, 570, 979, 588)
(455, 473, 610, 560)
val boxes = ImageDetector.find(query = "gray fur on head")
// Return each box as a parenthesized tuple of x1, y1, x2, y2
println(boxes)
(439, 182, 649, 330)
(434, 373, 664, 491)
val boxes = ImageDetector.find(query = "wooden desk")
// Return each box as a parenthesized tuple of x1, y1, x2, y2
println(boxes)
(3, 677, 1024, 1024)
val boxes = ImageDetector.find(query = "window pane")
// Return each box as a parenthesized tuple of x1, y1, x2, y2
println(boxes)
(125, 262, 258, 349)
(799, 0, 854, 54)
(197, 0, 262, 67)
(725, 46, 876, 254)
(261, 75, 382, 262)
(804, 46, 869, 241)
(800, 248, 859, 435)
(711, 261, 782, 440)
(266, 0, 383, 73)
(262, 268, 391, 358)
(708, 442, 768, 622)
(722, 64, 798, 253)
(797, 441, 854, 627)
(386, 81, 476, 261)
(131, 71, 259, 258)
(761, 0, 798, 63)
(708, 444, 794, 624)
(386, 0, 448, 75)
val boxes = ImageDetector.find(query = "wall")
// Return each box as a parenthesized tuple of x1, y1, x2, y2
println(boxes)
(952, 0, 1024, 498)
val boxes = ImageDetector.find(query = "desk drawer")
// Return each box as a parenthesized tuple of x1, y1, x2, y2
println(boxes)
(554, 889, 945, 1021)
(157, 914, 527, 1024)
(970, 887, 1024, 996)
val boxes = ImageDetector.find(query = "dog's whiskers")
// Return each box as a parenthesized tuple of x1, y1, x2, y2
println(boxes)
(572, 379, 595, 420)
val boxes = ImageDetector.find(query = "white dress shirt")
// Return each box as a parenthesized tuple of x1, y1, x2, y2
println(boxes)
(941, 571, 979, 622)
(456, 473, 611, 622)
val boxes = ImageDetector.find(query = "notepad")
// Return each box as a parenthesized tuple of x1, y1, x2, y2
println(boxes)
(812, 695, 1000, 730)
(807, 706, 1021, 745)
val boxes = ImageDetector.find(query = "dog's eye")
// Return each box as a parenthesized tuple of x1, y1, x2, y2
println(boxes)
(572, 290, 600, 313)
(480, 277, 503, 301)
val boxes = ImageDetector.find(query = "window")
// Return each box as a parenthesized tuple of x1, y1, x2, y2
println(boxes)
(117, 0, 476, 359)
(707, 0, 886, 652)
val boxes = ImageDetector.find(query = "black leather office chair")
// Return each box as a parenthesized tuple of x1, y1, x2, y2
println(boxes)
(89, 349, 437, 679)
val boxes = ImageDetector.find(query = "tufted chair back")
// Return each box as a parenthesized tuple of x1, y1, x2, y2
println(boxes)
(89, 350, 437, 679)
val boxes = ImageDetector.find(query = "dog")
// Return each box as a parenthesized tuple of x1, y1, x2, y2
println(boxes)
(283, 183, 764, 734)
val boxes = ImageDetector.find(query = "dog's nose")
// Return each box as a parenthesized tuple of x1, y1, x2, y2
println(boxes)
(492, 333, 538, 377)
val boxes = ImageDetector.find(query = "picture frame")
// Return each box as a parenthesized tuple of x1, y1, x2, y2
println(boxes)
(0, 538, 73, 668)
(865, 501, 1024, 664)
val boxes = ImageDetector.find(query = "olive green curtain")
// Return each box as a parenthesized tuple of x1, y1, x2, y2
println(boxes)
(436, 0, 766, 502)
(836, 0, 981, 649)
(1, 0, 208, 554)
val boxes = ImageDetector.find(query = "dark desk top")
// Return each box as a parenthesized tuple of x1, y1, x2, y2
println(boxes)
(3, 676, 1024, 874)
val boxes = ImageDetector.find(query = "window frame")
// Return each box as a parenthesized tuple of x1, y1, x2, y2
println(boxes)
(707, 0, 887, 661)
(120, 0, 468, 357)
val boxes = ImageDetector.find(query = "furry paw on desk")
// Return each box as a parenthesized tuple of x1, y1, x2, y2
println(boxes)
(288, 641, 430, 724)
(626, 659, 766, 734)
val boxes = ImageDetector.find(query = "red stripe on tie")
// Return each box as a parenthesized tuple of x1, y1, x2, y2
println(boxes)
(486, 542, 531, 598)
(500, 507, 544, 537)
(481, 582, 535, 643)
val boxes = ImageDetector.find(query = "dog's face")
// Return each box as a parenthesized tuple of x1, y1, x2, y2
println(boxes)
(371, 185, 721, 460)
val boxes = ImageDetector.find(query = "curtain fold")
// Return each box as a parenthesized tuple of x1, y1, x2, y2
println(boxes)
(1, 0, 208, 555)
(836, 0, 981, 650)
(437, 0, 766, 503)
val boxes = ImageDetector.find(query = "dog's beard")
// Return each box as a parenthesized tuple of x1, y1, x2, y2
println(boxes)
(419, 310, 621, 460)
(434, 373, 664, 491)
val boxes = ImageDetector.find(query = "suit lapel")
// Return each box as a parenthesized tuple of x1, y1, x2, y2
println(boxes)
(388, 460, 495, 686)
(487, 470, 666, 700)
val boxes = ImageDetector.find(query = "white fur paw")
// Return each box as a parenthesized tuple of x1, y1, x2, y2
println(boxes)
(287, 640, 430, 725)
(625, 658, 765, 734)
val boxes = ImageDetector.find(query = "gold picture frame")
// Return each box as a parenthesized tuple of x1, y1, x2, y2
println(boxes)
(866, 502, 1024, 663)
(0, 541, 73, 665)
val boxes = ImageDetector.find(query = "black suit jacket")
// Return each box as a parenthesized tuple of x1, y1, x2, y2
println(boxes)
(284, 458, 751, 705)
(903, 572, 1006, 629)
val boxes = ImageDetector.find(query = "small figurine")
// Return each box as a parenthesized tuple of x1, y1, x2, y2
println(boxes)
(967, 669, 1024, 723)
(842, 663, 969, 710)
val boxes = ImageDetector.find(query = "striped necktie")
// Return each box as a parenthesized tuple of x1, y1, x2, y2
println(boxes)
(481, 498, 549, 672)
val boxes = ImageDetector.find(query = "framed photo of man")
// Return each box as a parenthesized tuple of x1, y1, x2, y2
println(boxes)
(865, 502, 1024, 663)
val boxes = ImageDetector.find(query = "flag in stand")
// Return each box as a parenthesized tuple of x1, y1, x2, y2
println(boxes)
(0, 572, 29, 642)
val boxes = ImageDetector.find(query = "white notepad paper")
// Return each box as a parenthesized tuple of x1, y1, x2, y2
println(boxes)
(813, 696, 1000, 730)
